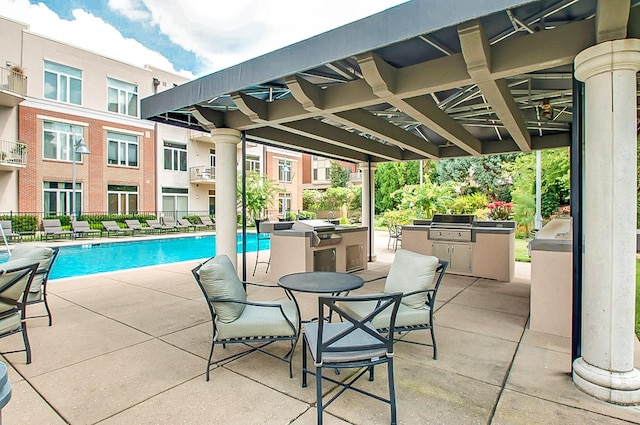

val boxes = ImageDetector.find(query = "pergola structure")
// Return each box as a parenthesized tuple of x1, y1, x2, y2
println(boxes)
(141, 0, 640, 405)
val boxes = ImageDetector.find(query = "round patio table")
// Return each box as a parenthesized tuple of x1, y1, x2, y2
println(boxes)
(278, 271, 364, 295)
(278, 271, 364, 323)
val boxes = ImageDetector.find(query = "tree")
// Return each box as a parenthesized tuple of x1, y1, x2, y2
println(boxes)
(374, 161, 420, 213)
(434, 154, 518, 199)
(237, 173, 280, 223)
(329, 161, 349, 187)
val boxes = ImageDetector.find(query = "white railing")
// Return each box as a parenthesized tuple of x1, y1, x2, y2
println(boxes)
(189, 166, 215, 183)
(0, 66, 27, 96)
(0, 139, 27, 166)
(349, 172, 363, 183)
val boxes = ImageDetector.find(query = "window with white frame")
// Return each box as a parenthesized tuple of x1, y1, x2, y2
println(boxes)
(42, 121, 84, 162)
(107, 77, 138, 117)
(107, 185, 138, 214)
(245, 155, 260, 173)
(162, 187, 189, 218)
(312, 157, 331, 182)
(44, 60, 82, 105)
(107, 131, 138, 167)
(278, 159, 292, 182)
(278, 192, 292, 217)
(163, 142, 187, 171)
(43, 181, 81, 216)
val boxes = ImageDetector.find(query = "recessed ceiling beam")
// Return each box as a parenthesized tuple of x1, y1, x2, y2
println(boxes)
(458, 20, 532, 152)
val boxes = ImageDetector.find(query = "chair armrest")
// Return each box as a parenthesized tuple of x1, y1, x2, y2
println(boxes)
(363, 276, 387, 284)
(243, 281, 279, 289)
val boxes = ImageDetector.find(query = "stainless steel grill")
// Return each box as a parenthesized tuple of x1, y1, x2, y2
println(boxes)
(292, 220, 343, 247)
(428, 214, 476, 242)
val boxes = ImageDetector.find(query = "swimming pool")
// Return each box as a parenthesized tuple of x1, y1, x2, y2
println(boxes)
(0, 233, 269, 279)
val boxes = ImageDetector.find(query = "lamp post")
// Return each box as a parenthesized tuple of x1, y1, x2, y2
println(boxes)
(71, 137, 90, 222)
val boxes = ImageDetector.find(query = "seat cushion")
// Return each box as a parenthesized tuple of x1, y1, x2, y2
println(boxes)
(337, 299, 430, 329)
(215, 299, 298, 340)
(9, 246, 54, 293)
(304, 321, 388, 364)
(384, 249, 439, 309)
(198, 255, 247, 323)
(0, 313, 21, 336)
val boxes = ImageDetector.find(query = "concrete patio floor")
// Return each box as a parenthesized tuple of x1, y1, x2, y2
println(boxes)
(1, 231, 640, 424)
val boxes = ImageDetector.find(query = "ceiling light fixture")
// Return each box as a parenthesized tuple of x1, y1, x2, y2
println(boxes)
(540, 98, 553, 120)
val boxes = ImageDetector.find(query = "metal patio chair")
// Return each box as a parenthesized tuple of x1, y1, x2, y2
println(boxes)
(302, 292, 403, 425)
(338, 249, 448, 360)
(192, 255, 299, 381)
(8, 245, 59, 326)
(0, 262, 38, 364)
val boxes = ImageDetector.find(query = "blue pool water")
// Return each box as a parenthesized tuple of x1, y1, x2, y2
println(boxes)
(0, 233, 269, 279)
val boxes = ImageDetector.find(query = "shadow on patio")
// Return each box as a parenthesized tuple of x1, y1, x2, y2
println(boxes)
(1, 231, 639, 424)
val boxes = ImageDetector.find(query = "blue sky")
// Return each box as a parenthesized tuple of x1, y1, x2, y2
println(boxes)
(0, 0, 408, 78)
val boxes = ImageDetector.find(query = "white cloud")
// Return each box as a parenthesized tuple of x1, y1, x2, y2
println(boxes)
(0, 0, 408, 77)
(0, 0, 191, 76)
(133, 0, 408, 72)
(107, 0, 151, 21)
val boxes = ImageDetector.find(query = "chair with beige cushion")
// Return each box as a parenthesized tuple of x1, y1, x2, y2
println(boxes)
(303, 292, 403, 425)
(338, 249, 448, 359)
(8, 245, 59, 326)
(0, 261, 38, 364)
(192, 254, 300, 381)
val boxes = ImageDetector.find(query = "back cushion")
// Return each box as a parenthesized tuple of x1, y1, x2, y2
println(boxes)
(9, 246, 54, 293)
(384, 249, 439, 309)
(197, 255, 247, 323)
(10, 246, 54, 274)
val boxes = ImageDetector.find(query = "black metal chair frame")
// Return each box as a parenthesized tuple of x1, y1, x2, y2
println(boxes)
(0, 263, 38, 364)
(252, 218, 271, 276)
(192, 261, 299, 381)
(386, 223, 402, 251)
(25, 247, 60, 326)
(364, 260, 448, 360)
(302, 292, 403, 425)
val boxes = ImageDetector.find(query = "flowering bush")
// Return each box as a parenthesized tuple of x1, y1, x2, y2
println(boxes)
(487, 201, 514, 220)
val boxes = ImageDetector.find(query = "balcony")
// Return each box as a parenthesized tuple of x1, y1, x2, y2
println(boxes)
(348, 172, 363, 184)
(0, 139, 27, 170)
(0, 66, 27, 107)
(190, 166, 215, 184)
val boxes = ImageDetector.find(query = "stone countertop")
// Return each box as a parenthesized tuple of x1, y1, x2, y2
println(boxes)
(271, 225, 367, 237)
(402, 221, 516, 234)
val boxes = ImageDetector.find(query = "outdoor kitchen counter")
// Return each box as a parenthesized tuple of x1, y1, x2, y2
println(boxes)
(267, 224, 368, 278)
(401, 220, 515, 282)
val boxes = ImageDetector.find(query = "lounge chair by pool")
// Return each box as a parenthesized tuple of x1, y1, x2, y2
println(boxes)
(42, 219, 74, 240)
(101, 221, 133, 237)
(71, 221, 101, 238)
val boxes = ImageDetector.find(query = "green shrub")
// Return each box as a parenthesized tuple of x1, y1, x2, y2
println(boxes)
(0, 214, 38, 232)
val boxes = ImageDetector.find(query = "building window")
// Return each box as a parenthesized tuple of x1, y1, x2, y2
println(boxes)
(107, 132, 138, 167)
(278, 159, 292, 182)
(210, 149, 216, 167)
(163, 142, 187, 171)
(162, 187, 189, 218)
(42, 121, 84, 162)
(44, 60, 82, 105)
(43, 181, 81, 216)
(107, 184, 138, 214)
(208, 189, 216, 215)
(246, 155, 260, 173)
(278, 192, 291, 217)
(107, 78, 138, 117)
(312, 157, 331, 182)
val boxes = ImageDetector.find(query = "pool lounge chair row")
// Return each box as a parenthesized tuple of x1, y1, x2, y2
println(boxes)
(37, 217, 215, 240)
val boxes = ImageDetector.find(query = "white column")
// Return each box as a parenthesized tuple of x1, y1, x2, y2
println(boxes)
(572, 39, 640, 405)
(359, 163, 376, 262)
(211, 129, 241, 270)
